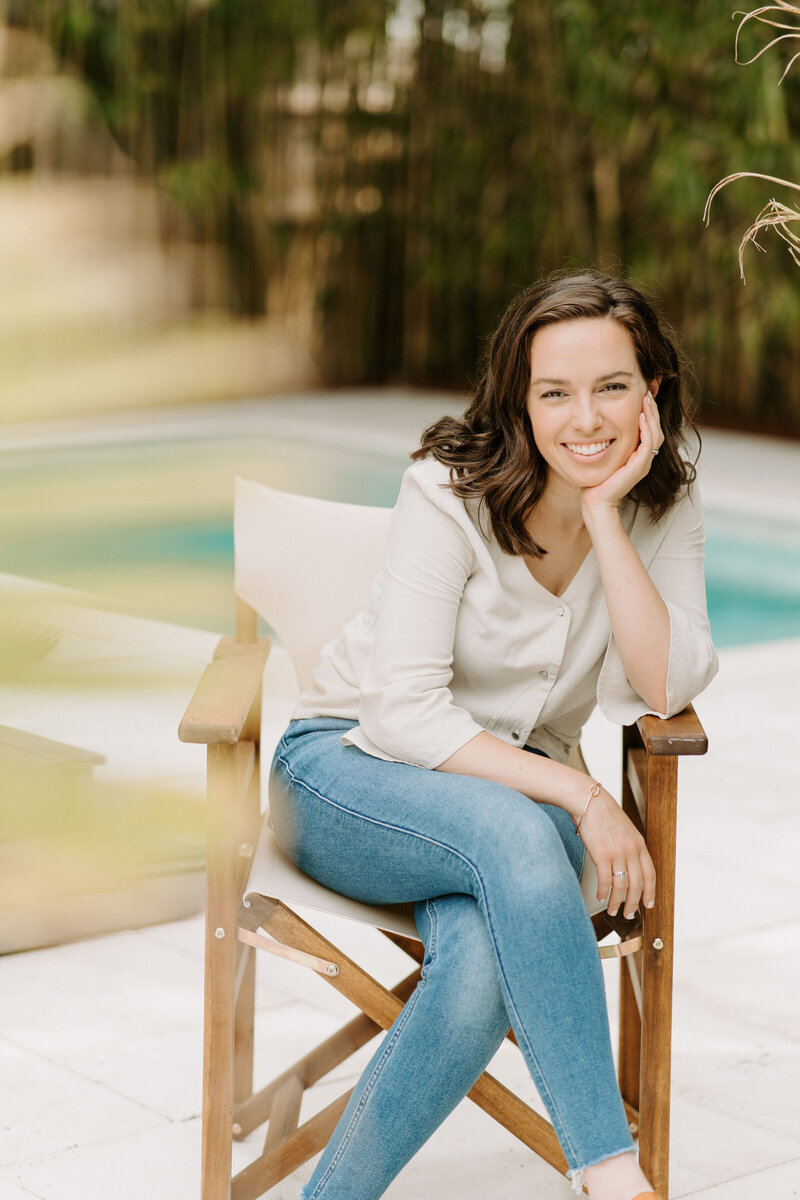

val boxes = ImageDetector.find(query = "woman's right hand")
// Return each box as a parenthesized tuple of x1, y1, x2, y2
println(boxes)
(577, 786, 655, 920)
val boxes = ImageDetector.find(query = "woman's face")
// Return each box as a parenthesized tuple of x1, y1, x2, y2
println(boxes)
(525, 317, 658, 492)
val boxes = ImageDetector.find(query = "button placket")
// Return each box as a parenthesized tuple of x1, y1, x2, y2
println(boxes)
(503, 604, 569, 749)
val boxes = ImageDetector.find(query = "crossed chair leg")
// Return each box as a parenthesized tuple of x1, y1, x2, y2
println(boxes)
(202, 894, 648, 1200)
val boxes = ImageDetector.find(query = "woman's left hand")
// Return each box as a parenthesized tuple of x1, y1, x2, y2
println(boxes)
(581, 391, 664, 513)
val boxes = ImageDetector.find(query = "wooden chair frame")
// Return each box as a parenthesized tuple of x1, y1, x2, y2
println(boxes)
(180, 597, 708, 1200)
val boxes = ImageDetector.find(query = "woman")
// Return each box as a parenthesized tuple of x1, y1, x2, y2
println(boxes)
(269, 271, 718, 1200)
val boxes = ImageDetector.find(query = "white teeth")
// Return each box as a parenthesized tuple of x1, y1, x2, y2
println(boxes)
(565, 440, 611, 456)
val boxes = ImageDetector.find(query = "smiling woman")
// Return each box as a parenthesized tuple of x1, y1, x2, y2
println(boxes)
(271, 271, 718, 1200)
(527, 323, 653, 477)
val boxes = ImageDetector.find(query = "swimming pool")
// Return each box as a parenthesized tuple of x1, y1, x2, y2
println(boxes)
(3, 415, 799, 650)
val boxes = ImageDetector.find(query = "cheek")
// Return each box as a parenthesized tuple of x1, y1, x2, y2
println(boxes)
(527, 406, 560, 451)
(613, 398, 644, 444)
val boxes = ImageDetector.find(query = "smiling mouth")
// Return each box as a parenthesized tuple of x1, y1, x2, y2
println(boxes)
(563, 439, 614, 458)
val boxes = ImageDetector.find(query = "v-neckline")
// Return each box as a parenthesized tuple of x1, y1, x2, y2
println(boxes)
(516, 543, 594, 601)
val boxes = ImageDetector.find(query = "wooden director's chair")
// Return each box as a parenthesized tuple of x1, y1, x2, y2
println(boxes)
(179, 477, 708, 1200)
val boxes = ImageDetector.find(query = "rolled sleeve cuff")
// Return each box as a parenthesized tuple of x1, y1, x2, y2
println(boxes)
(597, 599, 719, 725)
(340, 712, 485, 769)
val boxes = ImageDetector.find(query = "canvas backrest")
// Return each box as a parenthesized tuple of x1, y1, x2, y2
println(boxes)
(234, 477, 392, 692)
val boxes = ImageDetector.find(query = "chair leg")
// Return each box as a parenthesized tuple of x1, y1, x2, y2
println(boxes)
(233, 747, 261, 1107)
(639, 752, 678, 1200)
(618, 954, 642, 1118)
(202, 744, 239, 1200)
(619, 727, 643, 1121)
(233, 975, 421, 1139)
(234, 946, 256, 1105)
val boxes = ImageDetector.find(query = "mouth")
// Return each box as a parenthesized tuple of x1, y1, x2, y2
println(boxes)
(562, 439, 615, 461)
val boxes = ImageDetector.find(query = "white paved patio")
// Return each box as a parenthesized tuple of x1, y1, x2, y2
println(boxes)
(0, 395, 798, 1199)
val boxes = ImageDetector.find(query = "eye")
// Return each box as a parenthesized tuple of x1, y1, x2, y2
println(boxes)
(541, 390, 567, 400)
(600, 382, 627, 392)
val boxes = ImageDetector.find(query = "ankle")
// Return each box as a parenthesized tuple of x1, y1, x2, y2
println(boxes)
(581, 1151, 653, 1200)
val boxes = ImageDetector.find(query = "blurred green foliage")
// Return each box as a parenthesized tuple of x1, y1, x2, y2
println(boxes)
(17, 0, 800, 430)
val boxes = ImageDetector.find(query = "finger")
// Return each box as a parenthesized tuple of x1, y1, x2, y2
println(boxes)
(596, 859, 612, 905)
(622, 861, 644, 920)
(640, 850, 657, 910)
(607, 867, 629, 917)
(636, 411, 654, 459)
(645, 392, 665, 447)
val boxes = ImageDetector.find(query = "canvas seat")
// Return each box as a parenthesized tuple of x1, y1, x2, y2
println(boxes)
(179, 476, 709, 1200)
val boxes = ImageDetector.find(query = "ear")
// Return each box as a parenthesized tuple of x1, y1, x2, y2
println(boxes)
(649, 378, 662, 400)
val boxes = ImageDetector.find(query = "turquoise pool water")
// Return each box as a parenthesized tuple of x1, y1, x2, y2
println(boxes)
(4, 432, 799, 648)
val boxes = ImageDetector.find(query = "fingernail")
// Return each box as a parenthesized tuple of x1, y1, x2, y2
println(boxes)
(609, 909, 618, 917)
(646, 900, 654, 908)
(626, 912, 636, 920)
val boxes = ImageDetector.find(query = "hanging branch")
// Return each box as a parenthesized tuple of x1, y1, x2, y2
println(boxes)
(704, 172, 800, 280)
(734, 2, 800, 83)
(705, 5, 800, 279)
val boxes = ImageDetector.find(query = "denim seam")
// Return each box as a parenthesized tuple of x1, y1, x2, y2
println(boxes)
(275, 753, 579, 1163)
(305, 913, 437, 1200)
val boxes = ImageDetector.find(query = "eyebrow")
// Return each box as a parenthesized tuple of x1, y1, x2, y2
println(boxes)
(531, 371, 634, 386)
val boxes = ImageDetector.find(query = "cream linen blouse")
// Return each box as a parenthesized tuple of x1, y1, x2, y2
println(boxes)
(292, 456, 719, 769)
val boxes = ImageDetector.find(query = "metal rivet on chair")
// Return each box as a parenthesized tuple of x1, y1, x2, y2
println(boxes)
(629, 1121, 639, 1134)
(232, 1123, 243, 1137)
(215, 927, 226, 939)
(652, 937, 664, 950)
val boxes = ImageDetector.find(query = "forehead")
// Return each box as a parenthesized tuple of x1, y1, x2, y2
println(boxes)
(529, 317, 637, 376)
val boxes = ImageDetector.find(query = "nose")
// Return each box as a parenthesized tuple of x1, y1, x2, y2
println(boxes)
(570, 391, 603, 433)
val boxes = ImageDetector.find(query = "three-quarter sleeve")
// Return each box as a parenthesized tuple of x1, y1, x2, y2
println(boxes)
(597, 483, 719, 725)
(350, 464, 486, 768)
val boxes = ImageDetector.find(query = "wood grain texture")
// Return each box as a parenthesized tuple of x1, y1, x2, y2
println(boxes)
(232, 1092, 352, 1200)
(246, 899, 578, 1182)
(638, 751, 678, 1200)
(251, 897, 416, 1031)
(380, 929, 424, 961)
(233, 736, 261, 1108)
(233, 976, 419, 1138)
(263, 1075, 303, 1154)
(636, 704, 708, 756)
(201, 744, 239, 1200)
(467, 1072, 568, 1174)
(625, 747, 648, 830)
(179, 639, 270, 744)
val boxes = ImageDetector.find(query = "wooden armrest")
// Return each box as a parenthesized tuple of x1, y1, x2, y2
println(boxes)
(178, 638, 270, 745)
(635, 703, 707, 756)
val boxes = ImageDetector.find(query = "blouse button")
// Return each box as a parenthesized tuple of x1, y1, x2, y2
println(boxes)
(557, 607, 565, 617)
(539, 669, 549, 680)
(511, 730, 520, 740)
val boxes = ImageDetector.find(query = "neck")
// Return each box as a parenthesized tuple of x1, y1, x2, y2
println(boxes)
(535, 475, 585, 531)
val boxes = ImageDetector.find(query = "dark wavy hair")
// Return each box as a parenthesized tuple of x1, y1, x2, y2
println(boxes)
(411, 270, 699, 558)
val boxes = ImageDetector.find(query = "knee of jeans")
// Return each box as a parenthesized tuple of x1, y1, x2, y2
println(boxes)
(421, 897, 508, 1030)
(478, 802, 572, 893)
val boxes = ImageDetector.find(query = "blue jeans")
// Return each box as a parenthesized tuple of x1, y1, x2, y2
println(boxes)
(269, 717, 634, 1198)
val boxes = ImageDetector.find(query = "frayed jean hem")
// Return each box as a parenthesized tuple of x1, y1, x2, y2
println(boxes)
(567, 1143, 637, 1193)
